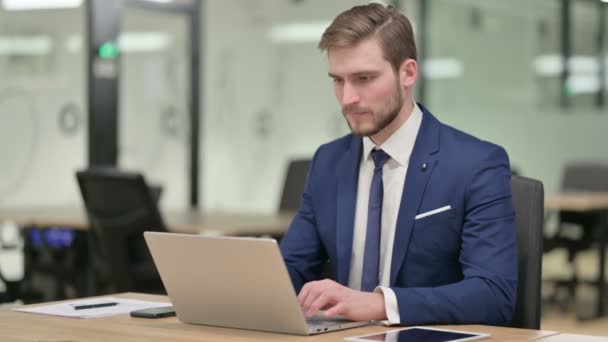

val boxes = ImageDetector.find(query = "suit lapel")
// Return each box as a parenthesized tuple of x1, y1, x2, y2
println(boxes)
(336, 137, 362, 285)
(390, 105, 441, 285)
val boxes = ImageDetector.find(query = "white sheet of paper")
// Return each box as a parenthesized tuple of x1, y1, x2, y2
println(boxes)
(13, 297, 172, 319)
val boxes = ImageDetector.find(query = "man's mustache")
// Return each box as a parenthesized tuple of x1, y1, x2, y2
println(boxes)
(342, 106, 371, 115)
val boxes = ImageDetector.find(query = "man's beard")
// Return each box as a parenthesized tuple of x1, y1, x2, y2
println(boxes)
(342, 82, 404, 137)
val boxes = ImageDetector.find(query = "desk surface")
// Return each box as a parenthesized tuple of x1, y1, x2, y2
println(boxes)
(0, 207, 295, 236)
(545, 192, 608, 212)
(0, 293, 559, 342)
(7, 193, 608, 234)
(538, 333, 608, 341)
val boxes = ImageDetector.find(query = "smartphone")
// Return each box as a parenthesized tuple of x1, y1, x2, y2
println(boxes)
(130, 306, 176, 318)
(344, 327, 490, 342)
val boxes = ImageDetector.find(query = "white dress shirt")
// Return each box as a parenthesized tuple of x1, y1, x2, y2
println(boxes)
(347, 101, 422, 324)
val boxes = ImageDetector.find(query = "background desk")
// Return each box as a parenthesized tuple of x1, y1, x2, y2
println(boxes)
(0, 293, 559, 341)
(545, 193, 608, 212)
(0, 207, 295, 301)
(545, 193, 608, 319)
(0, 207, 295, 236)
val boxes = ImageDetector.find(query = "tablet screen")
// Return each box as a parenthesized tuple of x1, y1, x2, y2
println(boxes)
(349, 327, 486, 342)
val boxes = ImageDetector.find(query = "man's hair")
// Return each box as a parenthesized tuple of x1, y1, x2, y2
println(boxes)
(318, 3, 417, 71)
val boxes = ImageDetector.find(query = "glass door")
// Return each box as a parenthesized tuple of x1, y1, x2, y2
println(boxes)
(118, 4, 192, 209)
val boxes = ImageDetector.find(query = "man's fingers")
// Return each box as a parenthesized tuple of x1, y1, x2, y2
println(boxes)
(320, 303, 334, 310)
(324, 302, 346, 318)
(298, 281, 318, 311)
(302, 285, 322, 313)
(300, 282, 324, 313)
(299, 279, 344, 316)
(297, 283, 311, 305)
(306, 293, 333, 318)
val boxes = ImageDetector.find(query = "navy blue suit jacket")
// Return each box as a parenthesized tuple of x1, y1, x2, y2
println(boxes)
(279, 104, 517, 326)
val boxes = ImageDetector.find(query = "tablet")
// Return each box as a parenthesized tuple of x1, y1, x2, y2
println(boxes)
(344, 326, 490, 342)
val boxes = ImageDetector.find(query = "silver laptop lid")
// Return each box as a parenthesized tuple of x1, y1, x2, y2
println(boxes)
(144, 232, 311, 335)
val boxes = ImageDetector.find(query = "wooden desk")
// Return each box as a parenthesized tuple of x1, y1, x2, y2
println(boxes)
(165, 210, 295, 236)
(545, 192, 608, 319)
(538, 333, 608, 341)
(0, 293, 559, 341)
(0, 207, 295, 236)
(545, 192, 608, 212)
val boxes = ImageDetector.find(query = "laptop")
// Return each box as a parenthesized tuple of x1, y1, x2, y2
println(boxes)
(144, 232, 369, 335)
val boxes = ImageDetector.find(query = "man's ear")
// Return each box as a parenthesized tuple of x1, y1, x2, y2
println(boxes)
(399, 59, 418, 88)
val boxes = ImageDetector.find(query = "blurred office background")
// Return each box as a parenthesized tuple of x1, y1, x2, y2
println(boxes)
(1, 0, 608, 334)
(1, 0, 607, 212)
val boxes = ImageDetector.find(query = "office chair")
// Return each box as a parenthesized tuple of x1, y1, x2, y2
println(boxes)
(277, 159, 335, 277)
(543, 163, 608, 308)
(76, 168, 166, 295)
(278, 159, 311, 212)
(510, 175, 544, 329)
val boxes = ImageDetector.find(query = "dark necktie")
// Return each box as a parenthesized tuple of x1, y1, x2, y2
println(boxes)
(361, 149, 390, 292)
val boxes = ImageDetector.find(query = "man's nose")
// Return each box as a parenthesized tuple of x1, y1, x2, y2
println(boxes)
(341, 83, 360, 107)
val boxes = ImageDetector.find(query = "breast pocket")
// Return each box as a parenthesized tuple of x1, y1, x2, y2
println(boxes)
(411, 206, 460, 259)
(415, 205, 452, 220)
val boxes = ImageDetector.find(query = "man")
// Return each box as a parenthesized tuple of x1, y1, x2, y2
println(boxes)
(279, 4, 517, 326)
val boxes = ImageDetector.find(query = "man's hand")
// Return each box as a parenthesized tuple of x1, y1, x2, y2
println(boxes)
(298, 279, 387, 321)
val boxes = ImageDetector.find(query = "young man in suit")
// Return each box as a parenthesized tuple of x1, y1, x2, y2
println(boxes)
(279, 4, 517, 326)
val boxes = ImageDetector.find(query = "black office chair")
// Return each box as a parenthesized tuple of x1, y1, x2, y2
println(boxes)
(543, 163, 608, 308)
(510, 175, 544, 329)
(277, 159, 335, 277)
(278, 159, 311, 212)
(76, 168, 166, 295)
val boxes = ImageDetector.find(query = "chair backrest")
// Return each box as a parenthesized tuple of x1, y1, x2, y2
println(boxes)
(510, 175, 544, 329)
(278, 159, 311, 212)
(76, 168, 166, 293)
(559, 163, 608, 236)
(562, 163, 608, 192)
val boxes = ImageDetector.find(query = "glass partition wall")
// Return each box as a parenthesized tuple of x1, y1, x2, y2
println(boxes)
(119, 7, 191, 209)
(1, 0, 605, 212)
(201, 0, 399, 213)
(413, 0, 608, 194)
(0, 5, 87, 206)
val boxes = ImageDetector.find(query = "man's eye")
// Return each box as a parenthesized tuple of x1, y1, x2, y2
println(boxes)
(333, 78, 344, 84)
(358, 75, 372, 82)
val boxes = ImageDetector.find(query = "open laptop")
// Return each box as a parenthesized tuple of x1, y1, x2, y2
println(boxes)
(144, 232, 369, 335)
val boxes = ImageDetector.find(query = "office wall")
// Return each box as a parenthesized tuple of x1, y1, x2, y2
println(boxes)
(201, 0, 383, 212)
(425, 0, 608, 194)
(0, 5, 190, 209)
(200, 0, 607, 212)
(1, 0, 605, 210)
(0, 7, 87, 207)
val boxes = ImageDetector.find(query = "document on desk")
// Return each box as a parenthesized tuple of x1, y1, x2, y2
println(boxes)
(13, 297, 172, 319)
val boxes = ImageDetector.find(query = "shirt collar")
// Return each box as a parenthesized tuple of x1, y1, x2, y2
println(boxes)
(362, 101, 423, 167)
